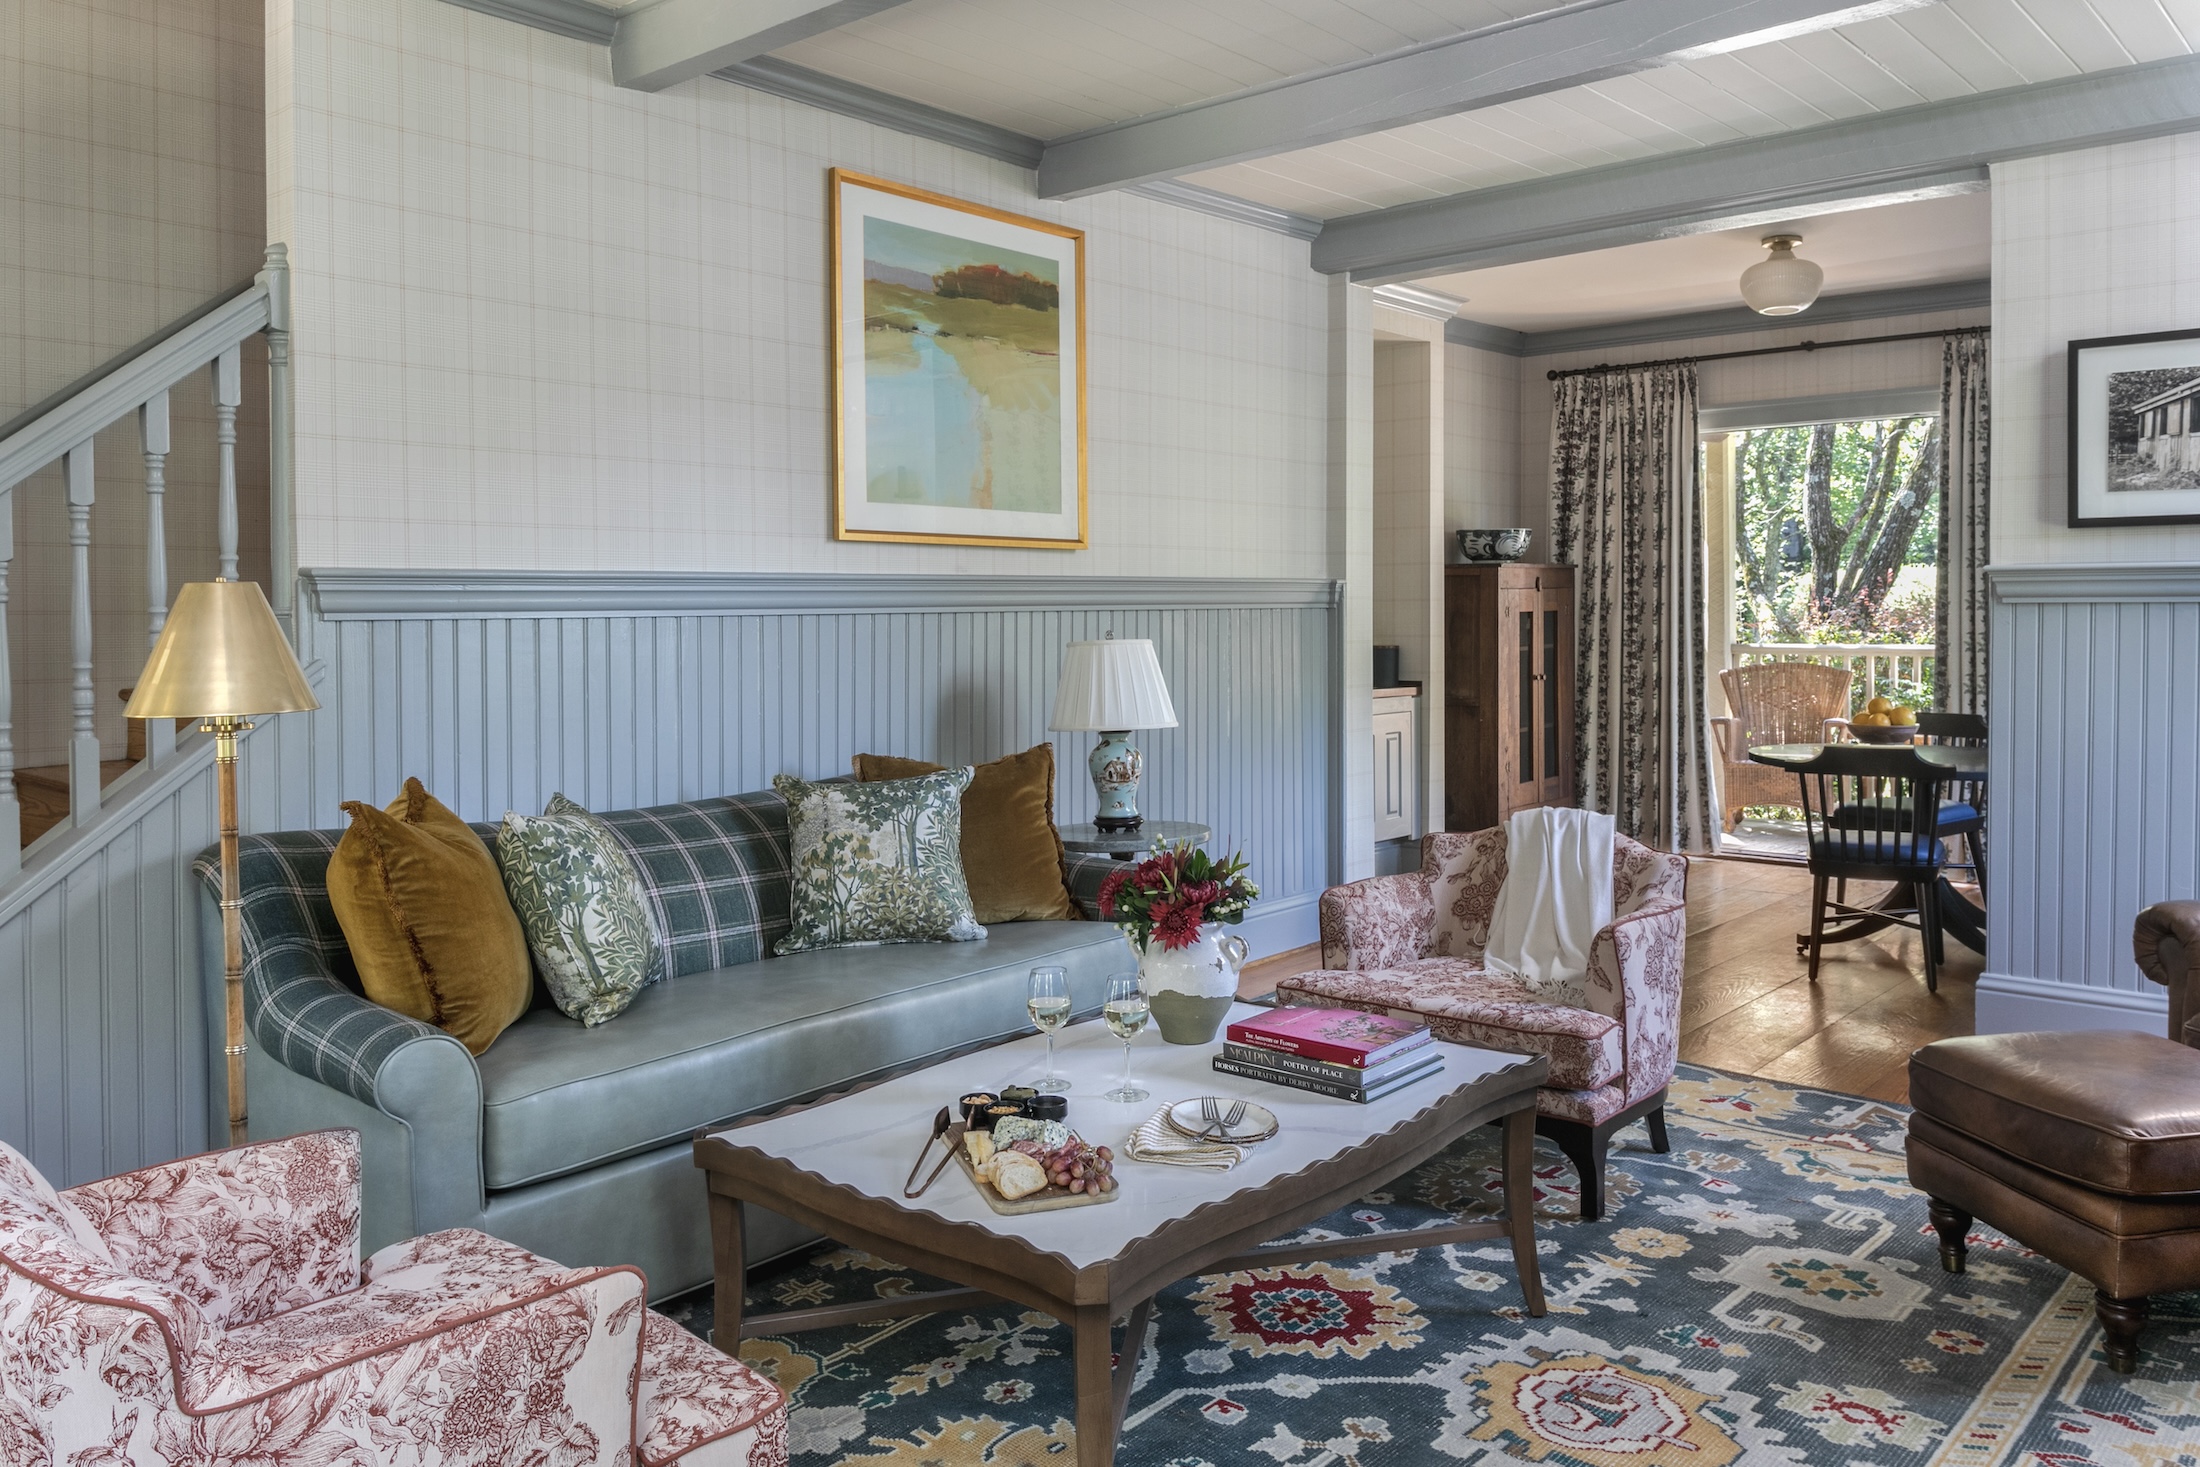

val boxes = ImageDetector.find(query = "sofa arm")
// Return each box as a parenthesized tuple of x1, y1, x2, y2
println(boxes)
(63, 1131, 363, 1329)
(1584, 899, 1687, 1103)
(2136, 901, 2200, 1048)
(196, 875, 487, 1238)
(1316, 873, 1434, 970)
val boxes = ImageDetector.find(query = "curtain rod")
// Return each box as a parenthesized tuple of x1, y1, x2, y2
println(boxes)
(1545, 324, 1989, 381)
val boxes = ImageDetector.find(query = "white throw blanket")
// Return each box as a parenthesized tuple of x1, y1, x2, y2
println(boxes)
(1482, 807, 1616, 1005)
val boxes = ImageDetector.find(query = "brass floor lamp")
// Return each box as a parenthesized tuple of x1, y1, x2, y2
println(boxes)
(126, 580, 317, 1146)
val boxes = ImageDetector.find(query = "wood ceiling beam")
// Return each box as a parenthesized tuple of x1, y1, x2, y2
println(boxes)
(611, 0, 921, 93)
(1314, 54, 2200, 283)
(1036, 0, 1936, 199)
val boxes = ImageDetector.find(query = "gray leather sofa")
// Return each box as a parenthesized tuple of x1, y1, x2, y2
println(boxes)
(196, 788, 1125, 1299)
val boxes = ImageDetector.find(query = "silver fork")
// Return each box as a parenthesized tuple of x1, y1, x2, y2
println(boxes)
(1199, 1097, 1248, 1141)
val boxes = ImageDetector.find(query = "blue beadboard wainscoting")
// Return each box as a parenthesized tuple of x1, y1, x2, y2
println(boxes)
(1979, 563, 2199, 1034)
(0, 571, 1339, 1185)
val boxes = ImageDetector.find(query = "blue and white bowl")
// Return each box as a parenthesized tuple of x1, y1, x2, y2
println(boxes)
(1457, 528, 1533, 562)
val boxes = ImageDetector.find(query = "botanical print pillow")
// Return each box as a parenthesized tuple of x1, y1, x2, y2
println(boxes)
(772, 770, 986, 954)
(496, 794, 665, 1026)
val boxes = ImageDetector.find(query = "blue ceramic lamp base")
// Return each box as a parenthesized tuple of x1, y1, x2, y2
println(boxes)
(1089, 731, 1145, 832)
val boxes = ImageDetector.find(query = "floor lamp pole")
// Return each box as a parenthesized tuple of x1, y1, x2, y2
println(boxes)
(214, 715, 253, 1146)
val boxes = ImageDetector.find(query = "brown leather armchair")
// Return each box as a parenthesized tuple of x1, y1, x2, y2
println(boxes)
(1907, 901, 2200, 1373)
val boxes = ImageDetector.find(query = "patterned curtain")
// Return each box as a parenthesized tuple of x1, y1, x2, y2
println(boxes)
(1936, 332, 1991, 716)
(1550, 364, 1717, 854)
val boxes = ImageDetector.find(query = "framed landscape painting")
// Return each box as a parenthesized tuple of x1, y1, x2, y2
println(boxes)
(830, 170, 1086, 549)
(2068, 326, 2200, 527)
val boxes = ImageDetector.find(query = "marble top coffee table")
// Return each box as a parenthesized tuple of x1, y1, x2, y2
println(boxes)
(693, 1003, 1548, 1467)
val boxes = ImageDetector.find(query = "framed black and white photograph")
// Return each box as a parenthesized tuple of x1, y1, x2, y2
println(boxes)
(2068, 326, 2200, 527)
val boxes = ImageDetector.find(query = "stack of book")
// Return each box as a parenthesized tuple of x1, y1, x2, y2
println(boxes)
(1213, 1007, 1438, 1102)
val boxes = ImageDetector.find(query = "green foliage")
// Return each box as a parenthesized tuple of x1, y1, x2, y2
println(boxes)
(1730, 416, 1941, 646)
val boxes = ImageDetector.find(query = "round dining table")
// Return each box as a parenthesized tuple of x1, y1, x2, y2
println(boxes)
(1746, 741, 1988, 958)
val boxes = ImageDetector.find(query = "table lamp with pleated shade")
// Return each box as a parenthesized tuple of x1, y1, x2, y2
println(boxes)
(1048, 634, 1177, 832)
(126, 579, 319, 1145)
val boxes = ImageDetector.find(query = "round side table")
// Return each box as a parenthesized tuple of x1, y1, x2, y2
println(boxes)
(1058, 820, 1212, 861)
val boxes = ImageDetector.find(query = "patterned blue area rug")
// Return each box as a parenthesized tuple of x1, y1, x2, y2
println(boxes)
(663, 1064, 2200, 1465)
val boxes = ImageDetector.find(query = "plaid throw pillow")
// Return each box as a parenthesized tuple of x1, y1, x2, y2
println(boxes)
(772, 770, 986, 954)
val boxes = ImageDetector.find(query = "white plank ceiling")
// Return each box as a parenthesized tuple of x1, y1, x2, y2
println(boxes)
(769, 0, 1571, 138)
(768, 0, 2200, 217)
(1421, 190, 1991, 331)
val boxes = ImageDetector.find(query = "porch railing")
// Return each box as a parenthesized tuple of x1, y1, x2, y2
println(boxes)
(0, 245, 293, 879)
(1731, 641, 1936, 711)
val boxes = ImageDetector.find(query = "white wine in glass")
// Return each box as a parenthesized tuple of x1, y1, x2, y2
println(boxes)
(1103, 973, 1150, 1103)
(1028, 966, 1071, 1093)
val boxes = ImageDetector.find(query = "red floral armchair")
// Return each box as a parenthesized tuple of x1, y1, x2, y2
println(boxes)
(0, 1129, 786, 1466)
(1283, 828, 1689, 1222)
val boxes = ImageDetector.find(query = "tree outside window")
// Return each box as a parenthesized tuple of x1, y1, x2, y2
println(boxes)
(1731, 416, 1941, 706)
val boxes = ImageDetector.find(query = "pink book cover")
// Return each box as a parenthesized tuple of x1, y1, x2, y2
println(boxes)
(1225, 1007, 1431, 1068)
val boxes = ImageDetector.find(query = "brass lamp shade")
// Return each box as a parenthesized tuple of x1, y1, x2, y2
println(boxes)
(125, 580, 317, 720)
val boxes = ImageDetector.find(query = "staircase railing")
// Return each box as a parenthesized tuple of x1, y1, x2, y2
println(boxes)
(0, 245, 294, 879)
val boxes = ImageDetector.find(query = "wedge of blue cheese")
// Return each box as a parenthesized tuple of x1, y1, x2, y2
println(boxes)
(990, 1116, 1068, 1151)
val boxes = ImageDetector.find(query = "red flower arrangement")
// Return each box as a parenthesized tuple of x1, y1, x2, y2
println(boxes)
(1096, 842, 1258, 952)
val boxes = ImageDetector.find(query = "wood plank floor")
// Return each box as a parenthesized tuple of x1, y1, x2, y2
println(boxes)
(1237, 856, 1978, 1105)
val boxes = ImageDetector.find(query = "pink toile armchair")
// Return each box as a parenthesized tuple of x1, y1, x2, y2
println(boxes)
(1280, 829, 1689, 1221)
(0, 1129, 786, 1467)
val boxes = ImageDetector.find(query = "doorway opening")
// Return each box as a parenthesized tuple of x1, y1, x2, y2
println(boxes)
(1705, 413, 1942, 859)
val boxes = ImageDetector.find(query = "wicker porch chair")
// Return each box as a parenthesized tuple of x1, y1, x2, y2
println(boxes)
(1711, 662, 1856, 832)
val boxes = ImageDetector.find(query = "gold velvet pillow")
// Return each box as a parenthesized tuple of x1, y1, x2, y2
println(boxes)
(328, 777, 532, 1055)
(853, 744, 1078, 923)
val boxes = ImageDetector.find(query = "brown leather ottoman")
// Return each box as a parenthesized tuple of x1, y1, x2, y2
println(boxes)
(1907, 1031, 2200, 1372)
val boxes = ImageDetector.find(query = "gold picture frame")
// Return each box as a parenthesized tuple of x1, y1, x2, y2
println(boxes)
(829, 169, 1088, 550)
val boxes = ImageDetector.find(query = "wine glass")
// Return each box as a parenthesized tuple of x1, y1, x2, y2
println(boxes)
(1103, 972, 1150, 1103)
(1027, 966, 1072, 1093)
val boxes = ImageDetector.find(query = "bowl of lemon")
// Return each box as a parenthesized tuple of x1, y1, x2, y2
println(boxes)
(1848, 696, 1919, 743)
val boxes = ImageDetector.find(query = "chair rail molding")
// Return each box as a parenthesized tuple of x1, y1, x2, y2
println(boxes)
(1978, 562, 2197, 1035)
(302, 569, 1342, 618)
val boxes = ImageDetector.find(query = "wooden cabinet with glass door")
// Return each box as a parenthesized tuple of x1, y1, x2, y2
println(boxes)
(1444, 563, 1576, 831)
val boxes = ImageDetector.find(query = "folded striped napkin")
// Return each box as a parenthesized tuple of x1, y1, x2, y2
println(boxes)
(1125, 1104, 1245, 1170)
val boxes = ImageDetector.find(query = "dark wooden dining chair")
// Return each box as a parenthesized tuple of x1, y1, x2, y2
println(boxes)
(1916, 712, 1987, 890)
(1790, 744, 1949, 992)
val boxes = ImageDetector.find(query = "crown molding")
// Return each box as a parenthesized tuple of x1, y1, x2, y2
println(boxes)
(713, 56, 1043, 167)
(302, 569, 1343, 620)
(1519, 278, 1991, 357)
(1124, 180, 1322, 241)
(1371, 283, 1464, 322)
(441, 0, 616, 43)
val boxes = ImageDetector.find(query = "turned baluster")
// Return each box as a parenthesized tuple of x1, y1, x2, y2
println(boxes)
(141, 391, 175, 765)
(66, 443, 98, 825)
(214, 344, 240, 580)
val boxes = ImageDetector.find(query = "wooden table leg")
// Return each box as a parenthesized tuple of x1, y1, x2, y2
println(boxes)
(1074, 1302, 1119, 1467)
(1503, 1107, 1547, 1318)
(708, 1188, 746, 1354)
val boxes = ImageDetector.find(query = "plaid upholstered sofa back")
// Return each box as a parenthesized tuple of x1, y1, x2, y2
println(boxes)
(193, 792, 797, 1105)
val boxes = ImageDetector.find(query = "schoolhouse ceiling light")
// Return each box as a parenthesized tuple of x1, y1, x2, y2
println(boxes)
(1740, 234, 1824, 316)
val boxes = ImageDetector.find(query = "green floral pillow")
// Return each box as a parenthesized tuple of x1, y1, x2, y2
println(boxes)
(773, 770, 986, 954)
(495, 794, 665, 1026)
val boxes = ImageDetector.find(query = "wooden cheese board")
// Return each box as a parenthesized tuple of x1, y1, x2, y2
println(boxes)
(947, 1123, 1119, 1216)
